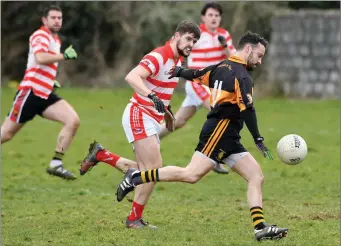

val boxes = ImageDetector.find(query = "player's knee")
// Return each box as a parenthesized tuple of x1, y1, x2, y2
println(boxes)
(68, 115, 80, 130)
(1, 130, 14, 142)
(249, 172, 264, 186)
(141, 160, 162, 170)
(186, 175, 200, 184)
(183, 170, 201, 184)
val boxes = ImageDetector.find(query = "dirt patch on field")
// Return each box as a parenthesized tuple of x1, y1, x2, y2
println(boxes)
(288, 212, 340, 221)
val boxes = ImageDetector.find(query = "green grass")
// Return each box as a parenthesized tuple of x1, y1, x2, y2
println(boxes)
(1, 87, 340, 246)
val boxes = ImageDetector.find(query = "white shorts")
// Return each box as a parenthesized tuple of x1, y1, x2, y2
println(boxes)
(122, 103, 161, 143)
(181, 81, 210, 109)
(222, 152, 249, 168)
(197, 151, 249, 169)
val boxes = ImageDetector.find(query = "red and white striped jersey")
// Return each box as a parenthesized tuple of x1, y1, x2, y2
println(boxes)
(18, 26, 61, 99)
(130, 43, 181, 123)
(187, 23, 236, 69)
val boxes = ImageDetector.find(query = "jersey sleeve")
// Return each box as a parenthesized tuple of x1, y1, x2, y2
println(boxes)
(192, 63, 221, 86)
(237, 76, 261, 140)
(30, 32, 50, 54)
(139, 52, 163, 77)
(235, 76, 254, 112)
(224, 31, 237, 54)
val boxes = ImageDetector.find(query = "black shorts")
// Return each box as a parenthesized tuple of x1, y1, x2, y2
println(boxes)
(7, 88, 62, 124)
(195, 118, 247, 164)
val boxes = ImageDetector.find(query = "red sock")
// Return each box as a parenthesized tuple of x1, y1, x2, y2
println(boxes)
(127, 201, 145, 221)
(95, 150, 120, 167)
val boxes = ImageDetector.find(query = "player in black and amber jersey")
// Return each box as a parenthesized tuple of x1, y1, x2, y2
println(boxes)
(115, 31, 289, 242)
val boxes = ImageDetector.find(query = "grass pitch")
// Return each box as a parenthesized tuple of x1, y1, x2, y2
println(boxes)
(1, 87, 340, 246)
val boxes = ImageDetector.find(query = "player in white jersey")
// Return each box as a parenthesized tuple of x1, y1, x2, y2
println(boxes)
(159, 2, 237, 174)
(1, 5, 79, 180)
(80, 20, 201, 229)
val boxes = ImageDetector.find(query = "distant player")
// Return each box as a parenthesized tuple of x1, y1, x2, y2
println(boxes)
(159, 2, 236, 174)
(80, 20, 201, 229)
(116, 31, 289, 241)
(1, 5, 79, 180)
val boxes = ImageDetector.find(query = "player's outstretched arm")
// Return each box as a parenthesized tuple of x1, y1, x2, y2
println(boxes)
(168, 64, 218, 82)
(35, 52, 64, 65)
(168, 66, 195, 80)
(35, 45, 77, 65)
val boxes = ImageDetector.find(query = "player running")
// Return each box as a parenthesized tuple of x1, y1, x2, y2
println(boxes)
(1, 4, 79, 180)
(116, 30, 289, 241)
(159, 2, 236, 174)
(80, 20, 201, 229)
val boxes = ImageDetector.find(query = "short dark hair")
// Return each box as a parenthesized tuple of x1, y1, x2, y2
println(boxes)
(237, 30, 269, 50)
(43, 4, 62, 17)
(201, 2, 223, 16)
(175, 20, 201, 40)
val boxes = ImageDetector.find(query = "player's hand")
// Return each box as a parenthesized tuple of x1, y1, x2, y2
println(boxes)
(64, 45, 78, 60)
(168, 66, 183, 79)
(53, 80, 61, 88)
(218, 35, 227, 48)
(148, 92, 166, 113)
(165, 105, 175, 132)
(255, 137, 274, 160)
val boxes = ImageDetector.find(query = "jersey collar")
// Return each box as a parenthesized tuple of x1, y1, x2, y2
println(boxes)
(40, 26, 60, 40)
(165, 41, 180, 64)
(199, 23, 217, 36)
(40, 26, 53, 35)
(228, 55, 247, 65)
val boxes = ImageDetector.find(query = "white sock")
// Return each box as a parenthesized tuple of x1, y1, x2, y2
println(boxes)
(50, 159, 62, 168)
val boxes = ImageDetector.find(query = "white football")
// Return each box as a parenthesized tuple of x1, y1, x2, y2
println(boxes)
(276, 134, 308, 165)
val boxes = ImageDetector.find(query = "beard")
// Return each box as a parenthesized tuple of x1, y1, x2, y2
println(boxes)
(176, 41, 189, 57)
(246, 64, 255, 71)
(246, 51, 257, 71)
(177, 46, 187, 57)
(48, 26, 61, 34)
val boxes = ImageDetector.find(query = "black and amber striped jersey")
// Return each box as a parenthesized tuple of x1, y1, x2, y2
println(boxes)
(191, 55, 254, 119)
(177, 54, 261, 140)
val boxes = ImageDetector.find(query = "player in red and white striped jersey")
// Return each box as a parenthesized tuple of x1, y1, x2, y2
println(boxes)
(159, 2, 236, 174)
(80, 20, 201, 229)
(1, 5, 79, 180)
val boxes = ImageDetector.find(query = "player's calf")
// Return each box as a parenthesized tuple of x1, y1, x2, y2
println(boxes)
(116, 154, 214, 201)
(79, 141, 126, 175)
(174, 117, 187, 129)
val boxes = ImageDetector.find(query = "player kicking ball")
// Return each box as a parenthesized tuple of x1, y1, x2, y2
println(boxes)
(116, 30, 288, 241)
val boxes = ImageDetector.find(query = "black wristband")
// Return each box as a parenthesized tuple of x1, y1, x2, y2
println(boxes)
(254, 137, 264, 143)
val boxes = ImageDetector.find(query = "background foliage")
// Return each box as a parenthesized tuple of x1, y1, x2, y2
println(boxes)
(1, 1, 339, 88)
